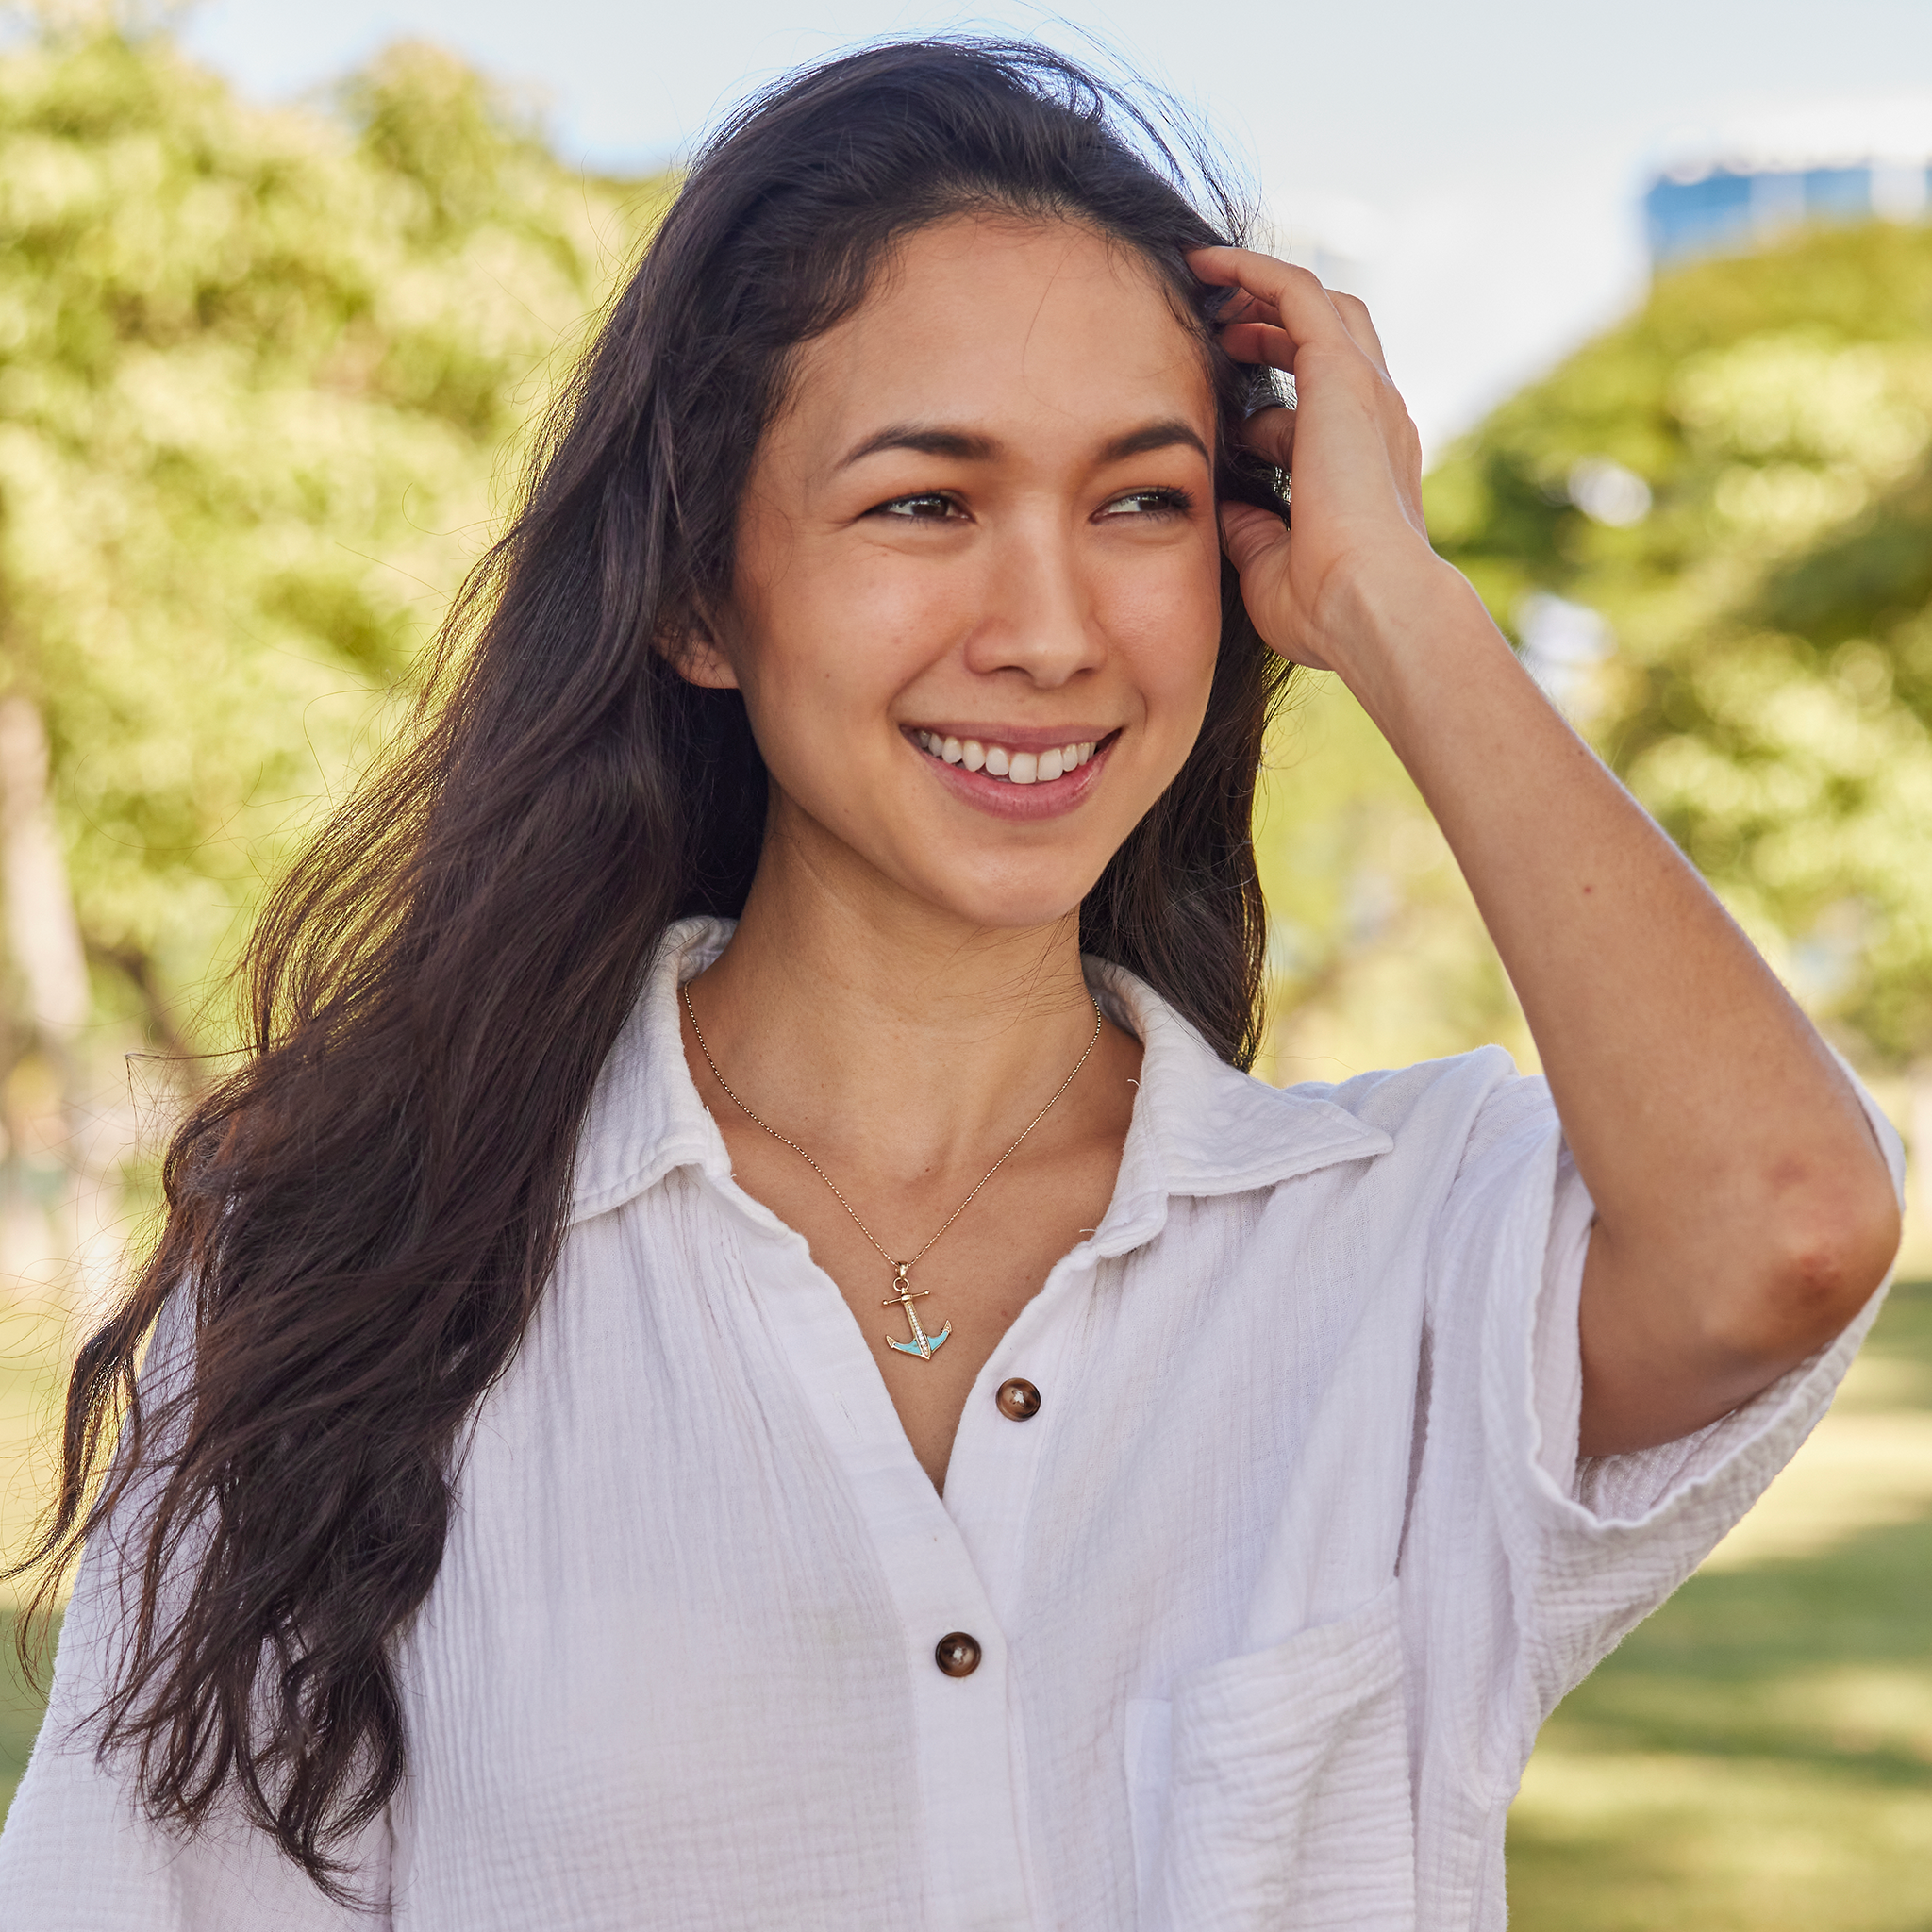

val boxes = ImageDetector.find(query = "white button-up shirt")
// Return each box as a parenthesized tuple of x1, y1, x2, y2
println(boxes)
(0, 916, 1904, 1930)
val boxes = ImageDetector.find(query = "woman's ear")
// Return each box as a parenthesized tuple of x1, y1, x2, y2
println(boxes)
(657, 615, 740, 691)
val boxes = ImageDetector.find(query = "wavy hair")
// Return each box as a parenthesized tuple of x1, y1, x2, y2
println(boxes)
(11, 36, 1291, 1894)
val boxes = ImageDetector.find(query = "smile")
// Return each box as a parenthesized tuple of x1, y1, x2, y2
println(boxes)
(910, 730, 1101, 785)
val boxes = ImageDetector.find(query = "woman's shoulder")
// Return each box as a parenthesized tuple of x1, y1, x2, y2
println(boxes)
(1271, 1042, 1547, 1164)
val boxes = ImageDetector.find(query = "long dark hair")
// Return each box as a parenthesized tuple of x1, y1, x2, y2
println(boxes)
(12, 37, 1291, 1894)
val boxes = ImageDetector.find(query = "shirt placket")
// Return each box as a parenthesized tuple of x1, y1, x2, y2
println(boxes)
(724, 1200, 1039, 1932)
(941, 1246, 1095, 1625)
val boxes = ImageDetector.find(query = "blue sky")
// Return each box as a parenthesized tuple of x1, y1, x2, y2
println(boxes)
(175, 0, 1932, 452)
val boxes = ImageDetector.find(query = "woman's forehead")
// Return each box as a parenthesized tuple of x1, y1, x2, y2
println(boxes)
(772, 216, 1214, 475)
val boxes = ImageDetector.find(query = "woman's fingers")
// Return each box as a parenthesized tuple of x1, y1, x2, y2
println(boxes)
(1211, 285, 1285, 331)
(1219, 501, 1288, 579)
(1234, 401, 1295, 470)
(1189, 245, 1357, 354)
(1216, 319, 1294, 374)
(1328, 291, 1392, 381)
(1192, 245, 1395, 390)
(1220, 503, 1331, 670)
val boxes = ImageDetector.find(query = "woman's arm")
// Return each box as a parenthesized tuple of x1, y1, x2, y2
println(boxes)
(1191, 245, 1902, 1456)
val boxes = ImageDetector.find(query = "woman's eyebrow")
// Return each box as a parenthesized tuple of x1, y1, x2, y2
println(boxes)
(1096, 419, 1210, 464)
(837, 417, 1210, 470)
(839, 425, 996, 468)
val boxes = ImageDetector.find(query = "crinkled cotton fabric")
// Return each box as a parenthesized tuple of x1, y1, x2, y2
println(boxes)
(0, 916, 1906, 1930)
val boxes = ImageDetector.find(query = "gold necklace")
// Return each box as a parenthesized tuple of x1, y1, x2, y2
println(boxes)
(682, 983, 1104, 1362)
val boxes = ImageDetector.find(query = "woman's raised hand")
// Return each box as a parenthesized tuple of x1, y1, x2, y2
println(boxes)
(1188, 245, 1440, 675)
(1191, 250, 1901, 1466)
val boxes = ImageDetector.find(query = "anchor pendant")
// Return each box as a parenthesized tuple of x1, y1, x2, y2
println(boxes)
(883, 1261, 951, 1361)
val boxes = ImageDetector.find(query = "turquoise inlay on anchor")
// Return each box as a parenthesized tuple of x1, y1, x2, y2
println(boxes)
(888, 1321, 951, 1359)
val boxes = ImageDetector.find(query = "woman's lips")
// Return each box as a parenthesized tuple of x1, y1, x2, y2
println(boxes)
(906, 726, 1121, 821)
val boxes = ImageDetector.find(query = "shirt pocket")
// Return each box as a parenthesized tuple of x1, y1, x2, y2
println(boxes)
(1124, 1580, 1416, 1932)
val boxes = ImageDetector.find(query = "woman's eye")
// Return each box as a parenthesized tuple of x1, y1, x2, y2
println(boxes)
(1098, 488, 1193, 519)
(874, 492, 962, 521)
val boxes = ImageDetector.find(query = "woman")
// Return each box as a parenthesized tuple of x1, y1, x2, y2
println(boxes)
(0, 38, 1903, 1932)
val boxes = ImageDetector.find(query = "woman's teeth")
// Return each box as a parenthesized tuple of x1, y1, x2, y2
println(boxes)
(912, 731, 1098, 784)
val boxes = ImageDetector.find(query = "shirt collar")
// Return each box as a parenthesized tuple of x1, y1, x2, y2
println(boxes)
(1078, 954, 1392, 1257)
(567, 916, 1391, 1231)
(569, 917, 737, 1225)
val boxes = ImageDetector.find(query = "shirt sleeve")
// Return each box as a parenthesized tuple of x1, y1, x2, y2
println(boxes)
(0, 1292, 391, 1929)
(1418, 1063, 1906, 1792)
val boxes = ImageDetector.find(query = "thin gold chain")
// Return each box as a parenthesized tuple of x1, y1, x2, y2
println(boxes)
(681, 982, 1103, 1272)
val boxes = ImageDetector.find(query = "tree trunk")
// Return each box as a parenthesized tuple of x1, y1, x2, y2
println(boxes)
(0, 692, 91, 1305)
(0, 694, 88, 1050)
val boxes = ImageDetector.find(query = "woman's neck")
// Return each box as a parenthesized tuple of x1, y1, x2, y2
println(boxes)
(685, 837, 1107, 1188)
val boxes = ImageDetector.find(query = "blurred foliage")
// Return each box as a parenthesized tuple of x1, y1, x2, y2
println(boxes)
(1424, 221, 1932, 1071)
(0, 22, 663, 1046)
(1255, 676, 1534, 1085)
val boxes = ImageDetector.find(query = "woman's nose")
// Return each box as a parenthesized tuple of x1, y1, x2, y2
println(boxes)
(959, 525, 1106, 685)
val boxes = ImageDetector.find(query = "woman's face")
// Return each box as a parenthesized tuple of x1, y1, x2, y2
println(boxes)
(691, 214, 1224, 934)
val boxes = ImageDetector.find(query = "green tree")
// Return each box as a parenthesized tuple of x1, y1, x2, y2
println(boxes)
(1425, 221, 1932, 1073)
(0, 22, 661, 1296)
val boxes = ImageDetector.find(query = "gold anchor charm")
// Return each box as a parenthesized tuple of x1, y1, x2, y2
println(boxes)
(883, 1261, 951, 1361)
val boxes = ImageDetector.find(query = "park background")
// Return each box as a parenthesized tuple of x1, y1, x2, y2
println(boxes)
(1, 1, 1930, 1924)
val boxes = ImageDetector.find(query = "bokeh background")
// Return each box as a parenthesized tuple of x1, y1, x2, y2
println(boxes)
(2, 2, 1930, 1924)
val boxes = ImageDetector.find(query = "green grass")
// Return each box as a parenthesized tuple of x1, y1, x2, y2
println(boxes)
(1508, 1282, 1932, 1931)
(0, 1296, 71, 1826)
(0, 1607, 53, 1826)
(3, 1287, 1928, 1932)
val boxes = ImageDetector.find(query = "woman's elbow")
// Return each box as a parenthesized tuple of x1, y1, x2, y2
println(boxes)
(1738, 1153, 1902, 1358)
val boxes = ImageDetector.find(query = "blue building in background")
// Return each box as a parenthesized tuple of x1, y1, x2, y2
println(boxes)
(1645, 105, 1932, 266)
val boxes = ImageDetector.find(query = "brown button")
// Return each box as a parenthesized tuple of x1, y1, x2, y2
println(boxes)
(996, 1377, 1041, 1421)
(934, 1631, 982, 1678)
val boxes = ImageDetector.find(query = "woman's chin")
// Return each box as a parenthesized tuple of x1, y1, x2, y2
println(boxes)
(758, 791, 1124, 936)
(886, 855, 1107, 936)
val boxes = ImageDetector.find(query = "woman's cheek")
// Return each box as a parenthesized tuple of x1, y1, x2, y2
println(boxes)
(819, 568, 962, 701)
(1117, 586, 1220, 718)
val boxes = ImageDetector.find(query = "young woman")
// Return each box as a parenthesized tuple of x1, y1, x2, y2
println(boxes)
(0, 38, 1904, 1932)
